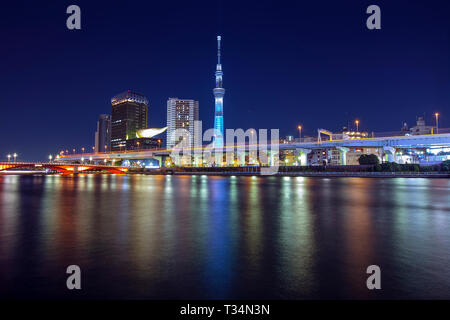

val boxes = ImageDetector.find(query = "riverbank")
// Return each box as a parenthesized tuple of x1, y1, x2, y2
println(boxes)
(171, 171, 450, 178)
(0, 170, 46, 175)
(135, 169, 450, 178)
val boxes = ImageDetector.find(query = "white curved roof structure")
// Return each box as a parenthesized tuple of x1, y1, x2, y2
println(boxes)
(136, 127, 168, 138)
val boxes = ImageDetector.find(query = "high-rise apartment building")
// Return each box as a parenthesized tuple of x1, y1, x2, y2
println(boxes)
(94, 114, 111, 152)
(111, 90, 149, 151)
(166, 98, 199, 149)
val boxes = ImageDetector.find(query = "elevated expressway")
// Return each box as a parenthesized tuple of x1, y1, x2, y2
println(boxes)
(280, 133, 450, 164)
(58, 133, 450, 166)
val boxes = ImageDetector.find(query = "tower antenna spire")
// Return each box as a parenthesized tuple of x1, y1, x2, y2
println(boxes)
(217, 35, 221, 65)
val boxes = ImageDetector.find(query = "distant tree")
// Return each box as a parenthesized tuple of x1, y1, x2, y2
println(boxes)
(358, 154, 380, 165)
(441, 160, 450, 171)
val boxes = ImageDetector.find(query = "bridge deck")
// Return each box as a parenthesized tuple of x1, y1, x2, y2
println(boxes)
(57, 133, 450, 161)
(0, 162, 128, 174)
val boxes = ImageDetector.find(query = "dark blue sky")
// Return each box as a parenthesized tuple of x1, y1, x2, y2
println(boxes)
(1, 0, 450, 160)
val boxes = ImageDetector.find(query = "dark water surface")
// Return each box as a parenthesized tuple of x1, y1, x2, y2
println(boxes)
(0, 174, 450, 299)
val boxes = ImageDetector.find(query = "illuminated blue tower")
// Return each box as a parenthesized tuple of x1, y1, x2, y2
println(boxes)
(213, 35, 225, 148)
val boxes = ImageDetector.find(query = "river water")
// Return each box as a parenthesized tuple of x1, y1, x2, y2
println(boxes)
(0, 174, 449, 299)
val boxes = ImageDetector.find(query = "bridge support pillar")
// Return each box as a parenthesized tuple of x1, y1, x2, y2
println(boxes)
(295, 148, 312, 166)
(214, 149, 223, 167)
(337, 147, 349, 166)
(269, 150, 279, 167)
(193, 154, 202, 167)
(239, 152, 246, 166)
(153, 155, 167, 168)
(161, 155, 168, 167)
(383, 146, 397, 163)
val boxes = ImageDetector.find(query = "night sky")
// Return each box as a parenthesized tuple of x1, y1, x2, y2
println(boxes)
(1, 0, 450, 160)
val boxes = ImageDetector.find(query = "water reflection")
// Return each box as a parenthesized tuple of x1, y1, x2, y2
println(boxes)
(0, 175, 449, 299)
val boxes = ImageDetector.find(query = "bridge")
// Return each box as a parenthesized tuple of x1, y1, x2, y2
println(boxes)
(0, 162, 128, 174)
(56, 133, 450, 166)
(281, 133, 450, 149)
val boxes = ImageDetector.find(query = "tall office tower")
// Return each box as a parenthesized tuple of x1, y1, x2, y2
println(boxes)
(111, 90, 149, 151)
(166, 98, 199, 149)
(94, 114, 111, 152)
(213, 35, 225, 148)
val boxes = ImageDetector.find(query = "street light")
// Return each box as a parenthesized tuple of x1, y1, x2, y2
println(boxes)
(435, 113, 439, 134)
(89, 156, 93, 163)
(7, 154, 11, 162)
(73, 148, 76, 154)
(104, 159, 107, 165)
(250, 129, 256, 143)
(49, 155, 53, 162)
(137, 141, 140, 151)
(81, 147, 85, 154)
(13, 153, 17, 162)
(297, 125, 302, 140)
(355, 120, 359, 132)
(81, 157, 84, 163)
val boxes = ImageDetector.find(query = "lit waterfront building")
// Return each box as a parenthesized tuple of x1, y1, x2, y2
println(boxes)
(94, 114, 111, 152)
(111, 90, 149, 151)
(410, 116, 434, 135)
(213, 35, 225, 148)
(166, 98, 199, 149)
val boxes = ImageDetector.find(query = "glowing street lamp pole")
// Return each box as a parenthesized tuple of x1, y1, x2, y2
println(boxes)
(355, 120, 359, 132)
(49, 155, 53, 163)
(297, 125, 302, 140)
(13, 153, 17, 162)
(7, 154, 11, 162)
(435, 113, 439, 134)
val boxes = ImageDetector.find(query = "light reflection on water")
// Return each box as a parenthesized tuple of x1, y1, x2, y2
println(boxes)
(0, 174, 450, 299)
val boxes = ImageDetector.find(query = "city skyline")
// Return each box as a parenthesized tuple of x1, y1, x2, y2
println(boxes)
(1, 1, 450, 160)
(2, 1, 450, 305)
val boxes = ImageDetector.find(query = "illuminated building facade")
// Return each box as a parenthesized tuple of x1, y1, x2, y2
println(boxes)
(94, 114, 111, 152)
(213, 35, 225, 148)
(111, 90, 149, 151)
(410, 116, 434, 135)
(166, 98, 199, 149)
(125, 137, 162, 151)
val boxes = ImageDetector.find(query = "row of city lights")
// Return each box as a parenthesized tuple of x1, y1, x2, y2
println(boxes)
(58, 146, 102, 155)
(296, 113, 441, 138)
(5, 153, 18, 162)
(45, 114, 442, 162)
(296, 119, 360, 138)
(48, 153, 110, 164)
